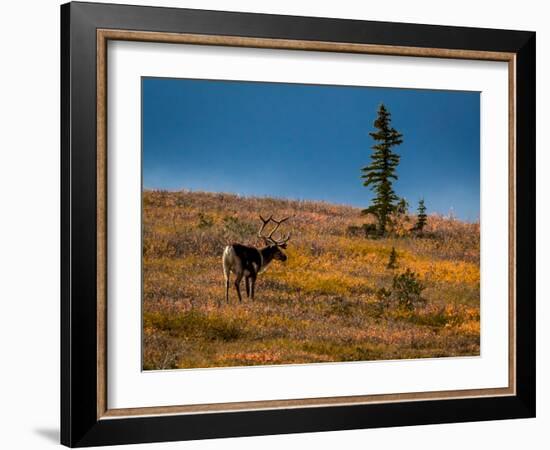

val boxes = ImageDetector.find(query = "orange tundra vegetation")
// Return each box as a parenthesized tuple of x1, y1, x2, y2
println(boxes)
(142, 190, 480, 370)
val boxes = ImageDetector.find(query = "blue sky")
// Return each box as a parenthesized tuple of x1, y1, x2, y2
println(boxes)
(142, 77, 480, 221)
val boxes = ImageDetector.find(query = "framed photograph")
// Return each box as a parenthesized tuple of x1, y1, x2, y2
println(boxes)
(61, 1, 535, 447)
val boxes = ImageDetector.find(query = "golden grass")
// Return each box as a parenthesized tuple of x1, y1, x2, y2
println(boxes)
(142, 190, 480, 370)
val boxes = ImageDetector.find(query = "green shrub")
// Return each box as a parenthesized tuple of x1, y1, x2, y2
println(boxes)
(392, 269, 425, 310)
(362, 223, 378, 237)
(374, 269, 426, 314)
(346, 225, 363, 237)
(345, 223, 378, 238)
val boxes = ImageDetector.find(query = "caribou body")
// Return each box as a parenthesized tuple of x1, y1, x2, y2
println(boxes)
(222, 215, 291, 303)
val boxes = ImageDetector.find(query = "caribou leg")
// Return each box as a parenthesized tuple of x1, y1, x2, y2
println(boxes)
(250, 276, 256, 300)
(245, 276, 250, 298)
(234, 273, 243, 303)
(225, 273, 230, 303)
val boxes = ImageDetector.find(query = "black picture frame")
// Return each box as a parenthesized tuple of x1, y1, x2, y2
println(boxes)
(61, 1, 535, 447)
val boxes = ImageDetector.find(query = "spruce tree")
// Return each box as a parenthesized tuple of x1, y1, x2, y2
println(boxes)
(361, 104, 403, 234)
(414, 199, 427, 232)
(396, 198, 409, 216)
(387, 247, 398, 269)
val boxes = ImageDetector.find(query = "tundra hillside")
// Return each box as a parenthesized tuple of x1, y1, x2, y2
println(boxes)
(143, 190, 480, 370)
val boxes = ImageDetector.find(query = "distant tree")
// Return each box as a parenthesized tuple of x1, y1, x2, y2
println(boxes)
(361, 104, 404, 234)
(414, 199, 428, 233)
(387, 247, 398, 269)
(396, 197, 409, 216)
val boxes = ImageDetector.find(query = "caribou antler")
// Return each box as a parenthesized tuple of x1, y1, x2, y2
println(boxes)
(258, 214, 273, 240)
(258, 215, 291, 246)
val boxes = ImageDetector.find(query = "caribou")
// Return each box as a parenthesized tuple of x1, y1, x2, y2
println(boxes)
(222, 215, 291, 303)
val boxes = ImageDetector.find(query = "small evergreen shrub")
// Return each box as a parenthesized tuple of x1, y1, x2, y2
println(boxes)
(346, 223, 378, 238)
(392, 269, 425, 310)
(387, 247, 398, 269)
(362, 223, 379, 237)
(375, 269, 426, 314)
